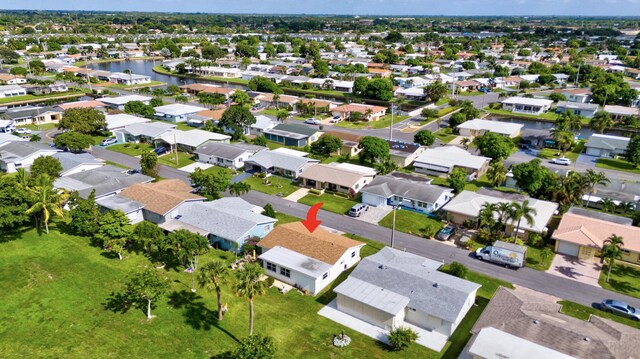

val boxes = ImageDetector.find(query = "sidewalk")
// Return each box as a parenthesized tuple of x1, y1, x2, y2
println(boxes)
(283, 188, 310, 202)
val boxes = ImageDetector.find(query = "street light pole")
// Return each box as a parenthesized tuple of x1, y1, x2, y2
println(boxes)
(389, 103, 394, 141)
(391, 205, 398, 248)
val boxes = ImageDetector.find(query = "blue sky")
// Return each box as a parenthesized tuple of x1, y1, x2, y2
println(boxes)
(2, 0, 640, 16)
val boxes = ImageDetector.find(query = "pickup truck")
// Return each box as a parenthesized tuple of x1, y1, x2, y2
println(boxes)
(475, 240, 527, 269)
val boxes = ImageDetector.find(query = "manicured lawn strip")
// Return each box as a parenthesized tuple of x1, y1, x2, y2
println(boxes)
(174, 122, 197, 131)
(21, 123, 57, 131)
(0, 91, 85, 104)
(485, 108, 559, 121)
(435, 97, 451, 106)
(378, 210, 444, 238)
(558, 301, 640, 329)
(107, 143, 154, 157)
(596, 158, 640, 174)
(244, 175, 299, 197)
(202, 165, 234, 176)
(335, 115, 409, 130)
(458, 91, 484, 96)
(298, 193, 358, 215)
(525, 245, 555, 271)
(106, 80, 166, 90)
(274, 212, 301, 225)
(598, 262, 640, 299)
(537, 140, 585, 162)
(434, 128, 457, 143)
(157, 152, 195, 168)
(437, 107, 458, 117)
(104, 160, 130, 169)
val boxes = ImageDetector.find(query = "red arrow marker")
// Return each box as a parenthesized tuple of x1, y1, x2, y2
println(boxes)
(302, 202, 323, 233)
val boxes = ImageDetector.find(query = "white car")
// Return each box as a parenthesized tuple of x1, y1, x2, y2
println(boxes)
(551, 157, 572, 166)
(15, 128, 32, 134)
(329, 116, 341, 123)
(304, 118, 320, 125)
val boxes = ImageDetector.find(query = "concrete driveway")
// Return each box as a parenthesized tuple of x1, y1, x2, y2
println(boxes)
(546, 254, 602, 287)
(355, 205, 392, 224)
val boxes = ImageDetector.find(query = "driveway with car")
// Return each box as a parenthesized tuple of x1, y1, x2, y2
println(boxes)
(546, 254, 602, 287)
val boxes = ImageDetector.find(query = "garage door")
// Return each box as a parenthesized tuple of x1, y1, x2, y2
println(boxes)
(362, 193, 387, 208)
(557, 241, 580, 257)
(585, 147, 602, 157)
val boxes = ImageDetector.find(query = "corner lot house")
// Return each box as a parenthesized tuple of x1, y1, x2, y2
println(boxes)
(299, 163, 375, 195)
(413, 146, 491, 180)
(361, 175, 453, 214)
(154, 104, 205, 123)
(555, 101, 599, 119)
(603, 105, 640, 120)
(244, 150, 318, 178)
(0, 141, 59, 173)
(328, 247, 480, 349)
(584, 134, 630, 158)
(263, 123, 323, 147)
(456, 119, 523, 138)
(560, 88, 592, 103)
(443, 188, 558, 237)
(258, 222, 364, 295)
(553, 212, 640, 263)
(501, 97, 553, 115)
(468, 286, 640, 359)
(194, 142, 266, 170)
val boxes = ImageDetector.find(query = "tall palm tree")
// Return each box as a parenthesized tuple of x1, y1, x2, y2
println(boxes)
(123, 68, 133, 87)
(197, 260, 229, 321)
(600, 198, 616, 213)
(602, 235, 624, 283)
(234, 263, 268, 336)
(551, 127, 574, 157)
(496, 202, 513, 232)
(617, 202, 635, 216)
(486, 161, 507, 187)
(229, 182, 251, 196)
(460, 137, 471, 150)
(272, 93, 280, 109)
(477, 203, 497, 229)
(509, 200, 537, 240)
(589, 112, 614, 134)
(584, 169, 610, 208)
(25, 174, 68, 234)
(556, 111, 583, 133)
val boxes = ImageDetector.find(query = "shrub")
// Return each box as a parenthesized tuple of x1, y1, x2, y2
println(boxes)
(334, 192, 349, 198)
(309, 189, 322, 195)
(442, 262, 468, 278)
(134, 144, 140, 149)
(123, 143, 131, 148)
(420, 223, 439, 238)
(448, 98, 461, 107)
(388, 327, 418, 351)
(526, 233, 545, 248)
(265, 277, 275, 287)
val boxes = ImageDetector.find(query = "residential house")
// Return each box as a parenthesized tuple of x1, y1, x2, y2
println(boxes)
(451, 80, 483, 92)
(521, 128, 553, 149)
(361, 175, 453, 214)
(155, 129, 231, 153)
(23, 83, 68, 95)
(323, 130, 362, 156)
(456, 119, 524, 138)
(256, 93, 299, 110)
(107, 72, 151, 86)
(0, 132, 27, 146)
(244, 150, 318, 178)
(331, 104, 387, 122)
(2, 106, 63, 127)
(258, 222, 365, 295)
(105, 114, 151, 133)
(501, 97, 553, 115)
(443, 188, 558, 237)
(555, 101, 599, 118)
(553, 212, 640, 263)
(54, 165, 153, 200)
(329, 247, 480, 342)
(584, 134, 630, 158)
(468, 287, 640, 359)
(0, 85, 27, 98)
(413, 146, 491, 180)
(193, 66, 242, 78)
(387, 140, 426, 168)
(560, 88, 592, 103)
(299, 163, 376, 195)
(56, 100, 107, 112)
(114, 121, 177, 144)
(99, 95, 152, 110)
(263, 123, 323, 147)
(161, 198, 277, 251)
(603, 105, 640, 120)
(0, 141, 59, 173)
(250, 115, 278, 136)
(52, 152, 104, 176)
(0, 119, 15, 133)
(194, 142, 266, 170)
(154, 104, 205, 123)
(395, 87, 426, 101)
(0, 74, 27, 85)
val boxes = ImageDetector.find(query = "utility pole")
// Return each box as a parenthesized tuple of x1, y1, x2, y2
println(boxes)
(574, 63, 581, 88)
(391, 205, 398, 248)
(389, 103, 394, 141)
(174, 133, 179, 167)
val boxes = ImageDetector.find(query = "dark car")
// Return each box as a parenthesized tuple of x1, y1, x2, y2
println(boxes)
(436, 224, 456, 241)
(601, 299, 640, 321)
(152, 146, 167, 156)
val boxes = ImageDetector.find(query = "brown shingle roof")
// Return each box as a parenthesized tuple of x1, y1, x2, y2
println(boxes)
(258, 222, 363, 264)
(118, 179, 204, 215)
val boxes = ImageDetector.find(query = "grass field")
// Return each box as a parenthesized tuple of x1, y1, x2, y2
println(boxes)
(525, 245, 555, 271)
(537, 140, 585, 162)
(108, 143, 154, 157)
(596, 158, 640, 174)
(379, 210, 444, 238)
(243, 175, 299, 197)
(599, 262, 640, 299)
(335, 115, 409, 130)
(157, 152, 195, 168)
(0, 91, 85, 104)
(434, 128, 458, 144)
(21, 123, 58, 131)
(559, 301, 640, 330)
(106, 81, 166, 90)
(298, 193, 359, 215)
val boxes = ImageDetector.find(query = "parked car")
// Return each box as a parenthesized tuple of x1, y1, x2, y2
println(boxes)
(479, 87, 492, 93)
(347, 203, 369, 217)
(551, 157, 572, 166)
(436, 224, 456, 241)
(152, 146, 168, 156)
(124, 168, 141, 175)
(330, 116, 341, 123)
(600, 299, 640, 321)
(100, 138, 117, 146)
(15, 128, 32, 134)
(304, 118, 320, 125)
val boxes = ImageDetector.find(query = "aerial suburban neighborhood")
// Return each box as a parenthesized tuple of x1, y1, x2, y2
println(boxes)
(1, 3, 640, 359)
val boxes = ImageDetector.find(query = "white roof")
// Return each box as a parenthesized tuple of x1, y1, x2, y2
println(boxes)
(456, 119, 524, 136)
(154, 104, 204, 117)
(251, 115, 277, 131)
(105, 114, 151, 130)
(272, 147, 309, 157)
(0, 132, 27, 146)
(259, 246, 332, 279)
(414, 146, 490, 170)
(468, 327, 576, 359)
(201, 66, 241, 74)
(158, 129, 230, 147)
(329, 162, 378, 176)
(501, 97, 553, 106)
(604, 105, 639, 116)
(119, 121, 176, 137)
(334, 276, 410, 315)
(396, 87, 425, 96)
(98, 95, 152, 106)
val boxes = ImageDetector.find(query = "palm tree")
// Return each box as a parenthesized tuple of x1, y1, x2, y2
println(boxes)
(583, 169, 609, 208)
(272, 93, 280, 109)
(486, 162, 507, 187)
(551, 128, 574, 157)
(123, 68, 133, 87)
(599, 198, 616, 213)
(601, 235, 624, 283)
(374, 158, 398, 175)
(477, 203, 497, 229)
(617, 202, 635, 216)
(509, 200, 537, 240)
(460, 137, 471, 150)
(496, 202, 513, 232)
(229, 182, 251, 196)
(556, 111, 583, 133)
(25, 174, 68, 234)
(234, 263, 268, 336)
(197, 260, 229, 321)
(589, 112, 614, 134)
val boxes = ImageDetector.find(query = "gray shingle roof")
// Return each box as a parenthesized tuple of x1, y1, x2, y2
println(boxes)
(270, 123, 319, 137)
(54, 165, 154, 198)
(361, 175, 452, 204)
(52, 152, 102, 174)
(585, 134, 630, 151)
(2, 106, 61, 120)
(195, 142, 263, 159)
(95, 194, 144, 213)
(0, 142, 57, 161)
(245, 150, 318, 172)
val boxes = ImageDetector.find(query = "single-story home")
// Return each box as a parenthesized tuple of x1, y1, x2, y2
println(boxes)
(331, 104, 387, 122)
(603, 105, 640, 120)
(114, 121, 177, 144)
(155, 129, 231, 153)
(244, 150, 318, 179)
(552, 212, 640, 263)
(99, 95, 152, 110)
(154, 104, 205, 123)
(0, 141, 60, 173)
(387, 140, 426, 168)
(193, 66, 242, 78)
(0, 74, 27, 85)
(56, 100, 107, 112)
(443, 188, 558, 237)
(107, 72, 151, 85)
(560, 88, 592, 103)
(450, 80, 483, 92)
(332, 247, 480, 337)
(521, 128, 553, 149)
(323, 130, 362, 156)
(413, 146, 491, 180)
(466, 327, 575, 359)
(52, 152, 104, 176)
(258, 222, 365, 295)
(456, 119, 523, 138)
(501, 97, 554, 115)
(361, 175, 453, 214)
(0, 119, 15, 133)
(54, 165, 154, 200)
(263, 123, 323, 147)
(250, 115, 278, 136)
(2, 106, 63, 127)
(0, 133, 27, 146)
(194, 142, 266, 170)
(299, 163, 376, 195)
(0, 84, 27, 98)
(555, 101, 599, 119)
(584, 134, 630, 158)
(105, 114, 151, 133)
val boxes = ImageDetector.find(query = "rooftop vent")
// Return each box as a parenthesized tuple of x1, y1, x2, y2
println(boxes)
(533, 320, 539, 324)
(584, 337, 591, 342)
(433, 283, 439, 288)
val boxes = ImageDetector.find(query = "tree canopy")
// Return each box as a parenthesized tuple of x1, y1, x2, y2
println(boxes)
(219, 105, 256, 140)
(58, 108, 106, 134)
(358, 136, 390, 164)
(473, 132, 514, 162)
(310, 134, 342, 157)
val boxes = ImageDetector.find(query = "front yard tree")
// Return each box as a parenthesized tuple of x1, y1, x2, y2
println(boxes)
(413, 130, 435, 146)
(447, 167, 467, 194)
(509, 200, 537, 240)
(261, 203, 276, 218)
(132, 221, 166, 257)
(189, 167, 231, 199)
(95, 210, 132, 260)
(364, 78, 393, 101)
(589, 112, 614, 134)
(473, 132, 514, 162)
(423, 81, 448, 103)
(53, 131, 95, 153)
(58, 108, 106, 134)
(0, 171, 32, 231)
(219, 105, 256, 140)
(625, 136, 640, 168)
(140, 151, 158, 178)
(68, 190, 101, 236)
(584, 169, 610, 208)
(231, 91, 251, 106)
(486, 162, 507, 187)
(235, 263, 268, 336)
(276, 109, 289, 123)
(511, 159, 558, 199)
(310, 134, 342, 157)
(197, 260, 229, 321)
(358, 136, 390, 164)
(602, 235, 624, 283)
(29, 156, 63, 180)
(26, 174, 68, 234)
(229, 182, 252, 196)
(124, 101, 155, 118)
(448, 112, 467, 128)
(123, 267, 169, 319)
(252, 135, 267, 147)
(388, 327, 419, 352)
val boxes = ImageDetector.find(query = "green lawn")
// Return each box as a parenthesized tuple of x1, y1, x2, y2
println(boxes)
(379, 210, 445, 238)
(21, 123, 57, 131)
(0, 91, 85, 104)
(104, 160, 130, 169)
(0, 225, 436, 358)
(525, 245, 555, 271)
(458, 91, 484, 97)
(435, 97, 451, 106)
(596, 158, 640, 175)
(434, 128, 457, 144)
(537, 140, 585, 162)
(298, 193, 358, 215)
(437, 107, 458, 117)
(335, 115, 409, 130)
(174, 122, 197, 131)
(258, 109, 306, 121)
(558, 301, 640, 330)
(274, 212, 301, 226)
(157, 152, 196, 168)
(108, 143, 154, 157)
(599, 262, 640, 299)
(202, 165, 234, 176)
(244, 175, 300, 197)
